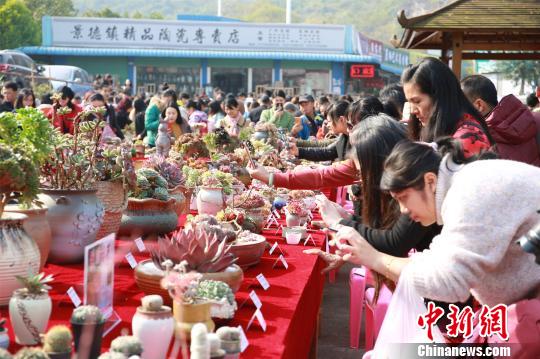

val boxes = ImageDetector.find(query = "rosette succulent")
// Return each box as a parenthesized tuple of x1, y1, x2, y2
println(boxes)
(131, 168, 171, 201)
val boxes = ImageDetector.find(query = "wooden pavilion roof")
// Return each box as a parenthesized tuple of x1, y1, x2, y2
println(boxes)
(393, 0, 540, 55)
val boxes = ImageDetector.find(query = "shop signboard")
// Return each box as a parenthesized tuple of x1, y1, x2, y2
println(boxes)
(48, 17, 346, 53)
(382, 46, 410, 68)
(350, 64, 375, 78)
(356, 33, 383, 61)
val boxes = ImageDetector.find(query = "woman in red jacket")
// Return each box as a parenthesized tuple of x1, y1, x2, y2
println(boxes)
(43, 86, 83, 134)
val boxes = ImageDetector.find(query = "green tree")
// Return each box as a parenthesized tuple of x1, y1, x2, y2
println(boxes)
(23, 0, 77, 22)
(0, 0, 40, 49)
(496, 60, 540, 95)
(148, 12, 164, 19)
(82, 7, 121, 17)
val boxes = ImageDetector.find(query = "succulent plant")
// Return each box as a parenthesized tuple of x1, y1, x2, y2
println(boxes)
(0, 348, 12, 359)
(199, 170, 234, 195)
(131, 168, 171, 201)
(196, 280, 235, 306)
(42, 325, 72, 354)
(151, 227, 237, 273)
(70, 305, 104, 325)
(216, 327, 241, 354)
(142, 155, 184, 189)
(14, 348, 49, 359)
(14, 272, 54, 298)
(110, 336, 143, 357)
(0, 318, 6, 332)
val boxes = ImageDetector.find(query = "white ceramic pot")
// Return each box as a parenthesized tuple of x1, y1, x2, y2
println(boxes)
(9, 291, 52, 345)
(196, 187, 226, 216)
(0, 213, 40, 306)
(132, 307, 174, 359)
(0, 330, 9, 349)
(286, 214, 308, 227)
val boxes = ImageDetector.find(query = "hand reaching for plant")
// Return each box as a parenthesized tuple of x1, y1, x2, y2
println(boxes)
(303, 248, 345, 274)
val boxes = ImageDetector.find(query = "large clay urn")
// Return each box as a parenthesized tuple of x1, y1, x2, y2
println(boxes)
(5, 205, 52, 270)
(0, 213, 40, 306)
(118, 198, 178, 237)
(38, 189, 104, 264)
(95, 180, 128, 240)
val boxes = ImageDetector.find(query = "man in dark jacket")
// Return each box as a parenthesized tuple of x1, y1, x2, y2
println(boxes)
(249, 94, 271, 124)
(461, 75, 540, 166)
(0, 82, 17, 113)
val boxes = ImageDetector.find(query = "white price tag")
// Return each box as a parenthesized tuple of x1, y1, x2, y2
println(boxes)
(125, 252, 138, 269)
(303, 234, 316, 246)
(325, 233, 330, 253)
(279, 254, 289, 270)
(307, 211, 313, 219)
(238, 326, 249, 352)
(269, 241, 278, 255)
(255, 309, 267, 332)
(273, 209, 281, 218)
(134, 237, 146, 252)
(67, 287, 81, 307)
(256, 273, 270, 290)
(249, 290, 262, 309)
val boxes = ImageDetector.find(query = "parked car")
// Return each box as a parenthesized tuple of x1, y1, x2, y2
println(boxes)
(42, 65, 94, 96)
(0, 50, 50, 89)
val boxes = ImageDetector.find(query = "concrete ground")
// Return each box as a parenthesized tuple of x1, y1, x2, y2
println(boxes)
(317, 262, 366, 359)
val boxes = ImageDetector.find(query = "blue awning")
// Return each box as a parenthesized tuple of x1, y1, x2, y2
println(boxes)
(18, 46, 403, 75)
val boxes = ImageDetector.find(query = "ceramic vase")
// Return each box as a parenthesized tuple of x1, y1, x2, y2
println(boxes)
(5, 205, 52, 270)
(118, 198, 178, 237)
(168, 185, 188, 216)
(132, 305, 174, 359)
(173, 301, 214, 341)
(0, 213, 40, 306)
(95, 180, 127, 240)
(9, 290, 52, 345)
(38, 189, 104, 264)
(196, 187, 226, 216)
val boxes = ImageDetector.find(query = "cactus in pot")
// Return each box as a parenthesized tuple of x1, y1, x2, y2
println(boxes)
(42, 325, 72, 359)
(70, 305, 105, 359)
(110, 336, 143, 357)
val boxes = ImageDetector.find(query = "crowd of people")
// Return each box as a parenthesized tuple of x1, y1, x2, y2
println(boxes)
(1, 56, 540, 354)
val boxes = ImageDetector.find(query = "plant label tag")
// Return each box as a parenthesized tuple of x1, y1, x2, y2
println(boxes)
(307, 211, 314, 220)
(303, 234, 316, 246)
(249, 290, 262, 309)
(256, 273, 270, 290)
(274, 224, 283, 235)
(273, 209, 281, 219)
(272, 254, 289, 270)
(125, 252, 137, 269)
(265, 214, 279, 229)
(325, 233, 330, 253)
(67, 287, 81, 307)
(237, 326, 249, 352)
(255, 309, 267, 332)
(269, 241, 279, 255)
(134, 238, 146, 252)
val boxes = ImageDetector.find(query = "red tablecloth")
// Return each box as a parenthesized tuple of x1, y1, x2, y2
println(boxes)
(1, 217, 327, 359)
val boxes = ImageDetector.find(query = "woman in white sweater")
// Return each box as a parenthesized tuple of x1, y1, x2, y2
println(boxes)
(334, 138, 540, 307)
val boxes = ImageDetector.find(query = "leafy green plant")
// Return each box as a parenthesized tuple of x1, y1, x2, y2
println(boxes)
(200, 170, 234, 195)
(70, 305, 104, 325)
(41, 106, 107, 190)
(182, 166, 204, 189)
(14, 272, 54, 298)
(42, 325, 72, 354)
(131, 168, 170, 201)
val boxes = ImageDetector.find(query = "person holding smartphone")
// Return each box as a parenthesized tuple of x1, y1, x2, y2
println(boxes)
(259, 89, 295, 132)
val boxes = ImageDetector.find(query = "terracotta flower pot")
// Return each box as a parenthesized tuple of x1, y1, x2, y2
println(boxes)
(169, 185, 189, 216)
(95, 180, 127, 240)
(134, 260, 243, 305)
(0, 213, 40, 306)
(5, 205, 52, 270)
(243, 207, 267, 234)
(38, 189, 104, 264)
(173, 301, 214, 341)
(118, 198, 178, 237)
(229, 235, 267, 269)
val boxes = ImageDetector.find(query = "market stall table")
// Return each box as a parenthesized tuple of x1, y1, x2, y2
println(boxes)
(1, 216, 327, 359)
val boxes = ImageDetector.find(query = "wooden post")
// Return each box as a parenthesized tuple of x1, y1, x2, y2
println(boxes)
(452, 32, 463, 79)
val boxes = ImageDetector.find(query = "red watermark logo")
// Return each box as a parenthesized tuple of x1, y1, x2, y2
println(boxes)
(418, 302, 509, 342)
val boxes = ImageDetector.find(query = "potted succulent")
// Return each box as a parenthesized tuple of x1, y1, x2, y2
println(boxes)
(9, 272, 54, 345)
(39, 106, 108, 264)
(70, 305, 105, 359)
(285, 200, 309, 227)
(134, 227, 243, 304)
(216, 327, 241, 357)
(42, 325, 73, 359)
(196, 170, 234, 216)
(14, 347, 48, 359)
(234, 190, 269, 234)
(110, 336, 143, 357)
(94, 140, 136, 239)
(143, 155, 188, 216)
(0, 318, 8, 350)
(0, 109, 55, 303)
(195, 280, 237, 320)
(118, 168, 178, 237)
(132, 295, 174, 359)
(174, 133, 209, 159)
